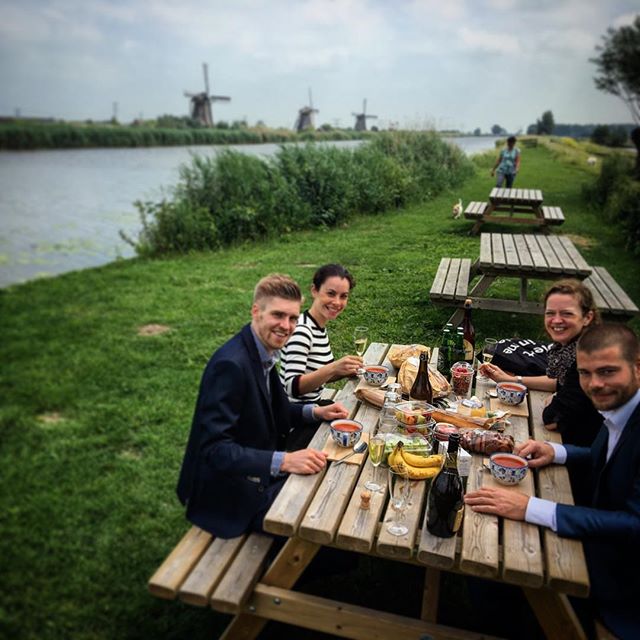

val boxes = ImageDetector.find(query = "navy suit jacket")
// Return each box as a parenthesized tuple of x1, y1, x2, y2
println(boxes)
(176, 324, 307, 538)
(556, 401, 640, 609)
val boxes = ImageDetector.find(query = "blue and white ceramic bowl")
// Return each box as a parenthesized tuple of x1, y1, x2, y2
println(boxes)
(363, 364, 389, 386)
(496, 382, 527, 406)
(329, 419, 363, 448)
(489, 453, 528, 485)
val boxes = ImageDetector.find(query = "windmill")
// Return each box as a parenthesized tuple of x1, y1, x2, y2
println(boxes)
(294, 88, 318, 132)
(184, 63, 230, 127)
(352, 99, 377, 131)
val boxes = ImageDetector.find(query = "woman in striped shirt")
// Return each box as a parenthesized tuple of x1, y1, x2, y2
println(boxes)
(280, 264, 362, 404)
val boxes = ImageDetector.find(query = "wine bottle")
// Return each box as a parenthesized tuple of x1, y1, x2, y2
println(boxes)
(453, 327, 466, 363)
(437, 327, 451, 376)
(460, 298, 476, 365)
(426, 433, 464, 538)
(410, 350, 433, 403)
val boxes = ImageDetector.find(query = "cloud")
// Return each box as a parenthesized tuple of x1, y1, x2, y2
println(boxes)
(457, 26, 520, 55)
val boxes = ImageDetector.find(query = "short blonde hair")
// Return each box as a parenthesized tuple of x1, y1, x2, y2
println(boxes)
(253, 274, 302, 307)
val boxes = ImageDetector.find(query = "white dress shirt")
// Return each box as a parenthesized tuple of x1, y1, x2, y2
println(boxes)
(525, 388, 640, 531)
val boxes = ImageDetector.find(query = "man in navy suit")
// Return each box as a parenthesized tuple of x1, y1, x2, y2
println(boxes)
(177, 274, 349, 539)
(466, 323, 640, 639)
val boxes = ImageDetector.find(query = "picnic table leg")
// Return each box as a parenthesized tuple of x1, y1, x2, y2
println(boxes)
(219, 536, 321, 640)
(420, 568, 440, 623)
(522, 587, 587, 640)
(519, 278, 528, 306)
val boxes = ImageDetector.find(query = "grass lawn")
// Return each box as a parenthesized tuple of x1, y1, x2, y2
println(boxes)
(1, 144, 639, 640)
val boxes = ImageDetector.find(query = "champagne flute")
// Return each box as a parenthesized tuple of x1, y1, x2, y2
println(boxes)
(364, 433, 386, 491)
(353, 326, 369, 375)
(387, 466, 411, 536)
(482, 338, 498, 364)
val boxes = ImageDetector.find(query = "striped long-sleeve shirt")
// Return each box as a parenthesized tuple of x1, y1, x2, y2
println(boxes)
(279, 311, 334, 403)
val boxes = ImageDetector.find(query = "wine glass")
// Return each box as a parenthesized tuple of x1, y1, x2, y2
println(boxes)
(353, 326, 369, 374)
(387, 466, 411, 536)
(364, 433, 386, 491)
(482, 338, 498, 364)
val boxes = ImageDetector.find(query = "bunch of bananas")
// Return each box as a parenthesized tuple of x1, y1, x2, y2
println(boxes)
(388, 442, 444, 480)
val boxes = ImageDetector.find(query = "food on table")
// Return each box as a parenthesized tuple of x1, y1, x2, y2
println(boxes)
(458, 397, 486, 418)
(450, 361, 474, 396)
(433, 422, 459, 442)
(394, 401, 435, 425)
(382, 434, 431, 464)
(387, 344, 430, 369)
(388, 442, 444, 480)
(459, 429, 515, 454)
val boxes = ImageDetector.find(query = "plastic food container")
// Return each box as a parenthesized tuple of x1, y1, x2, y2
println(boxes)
(394, 401, 436, 426)
(450, 361, 474, 396)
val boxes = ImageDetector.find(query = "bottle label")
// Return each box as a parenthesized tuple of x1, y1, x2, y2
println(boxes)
(453, 506, 464, 532)
(463, 339, 474, 361)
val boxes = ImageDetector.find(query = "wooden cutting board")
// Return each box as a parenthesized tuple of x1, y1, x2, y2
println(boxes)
(490, 396, 529, 417)
(323, 433, 370, 464)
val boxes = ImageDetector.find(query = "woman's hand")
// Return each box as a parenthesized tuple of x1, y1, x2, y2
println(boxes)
(331, 355, 363, 378)
(478, 362, 509, 382)
(313, 401, 349, 422)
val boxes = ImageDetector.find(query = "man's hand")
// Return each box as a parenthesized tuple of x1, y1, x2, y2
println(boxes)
(514, 439, 555, 468)
(281, 449, 328, 474)
(464, 487, 529, 520)
(313, 402, 349, 422)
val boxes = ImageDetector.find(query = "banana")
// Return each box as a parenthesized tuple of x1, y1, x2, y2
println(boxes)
(400, 450, 444, 469)
(402, 464, 440, 481)
(387, 442, 404, 470)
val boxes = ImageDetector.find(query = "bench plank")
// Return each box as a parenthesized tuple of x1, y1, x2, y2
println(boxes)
(148, 526, 213, 600)
(541, 206, 565, 225)
(179, 535, 246, 606)
(590, 267, 639, 316)
(210, 533, 274, 614)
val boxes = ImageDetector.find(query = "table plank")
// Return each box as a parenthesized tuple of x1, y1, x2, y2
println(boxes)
(557, 236, 591, 276)
(502, 233, 519, 268)
(513, 234, 534, 271)
(490, 233, 507, 269)
(535, 235, 562, 273)
(523, 235, 549, 273)
(546, 236, 577, 275)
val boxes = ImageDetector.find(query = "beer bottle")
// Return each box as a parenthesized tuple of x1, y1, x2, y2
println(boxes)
(410, 350, 433, 403)
(437, 327, 451, 376)
(461, 298, 476, 365)
(426, 432, 464, 538)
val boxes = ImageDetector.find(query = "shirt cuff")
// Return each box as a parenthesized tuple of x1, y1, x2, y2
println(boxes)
(302, 403, 316, 423)
(525, 496, 558, 531)
(547, 441, 567, 464)
(271, 451, 285, 477)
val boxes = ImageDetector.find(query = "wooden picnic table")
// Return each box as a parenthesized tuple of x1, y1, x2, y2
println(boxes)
(431, 232, 592, 326)
(206, 343, 590, 640)
(465, 188, 565, 235)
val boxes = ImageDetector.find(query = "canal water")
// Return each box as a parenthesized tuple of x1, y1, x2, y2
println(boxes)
(0, 137, 499, 288)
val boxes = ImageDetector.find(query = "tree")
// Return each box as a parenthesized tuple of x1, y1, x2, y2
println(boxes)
(591, 15, 640, 175)
(473, 127, 481, 136)
(536, 110, 555, 135)
(491, 124, 505, 135)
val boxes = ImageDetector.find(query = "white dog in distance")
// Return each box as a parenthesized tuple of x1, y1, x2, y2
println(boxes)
(452, 198, 463, 219)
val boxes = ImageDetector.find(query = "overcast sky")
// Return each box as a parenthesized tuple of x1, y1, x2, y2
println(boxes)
(1, 0, 637, 133)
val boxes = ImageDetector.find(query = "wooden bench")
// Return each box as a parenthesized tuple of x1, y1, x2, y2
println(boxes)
(463, 201, 488, 220)
(429, 257, 471, 304)
(585, 266, 639, 320)
(148, 526, 274, 613)
(541, 206, 565, 225)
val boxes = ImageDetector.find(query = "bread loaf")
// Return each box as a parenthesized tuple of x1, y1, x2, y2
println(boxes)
(388, 344, 430, 369)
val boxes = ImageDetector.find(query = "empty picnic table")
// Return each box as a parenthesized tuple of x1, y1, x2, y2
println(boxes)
(148, 343, 589, 639)
(431, 232, 592, 325)
(465, 188, 565, 235)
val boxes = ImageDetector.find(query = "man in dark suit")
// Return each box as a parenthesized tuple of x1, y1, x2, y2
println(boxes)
(177, 274, 348, 539)
(465, 323, 640, 639)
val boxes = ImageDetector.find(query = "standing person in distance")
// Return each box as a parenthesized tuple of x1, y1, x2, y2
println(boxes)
(176, 274, 348, 539)
(466, 323, 640, 640)
(490, 135, 521, 188)
(280, 264, 362, 405)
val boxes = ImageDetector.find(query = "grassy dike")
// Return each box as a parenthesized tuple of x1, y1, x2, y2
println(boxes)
(1, 144, 639, 640)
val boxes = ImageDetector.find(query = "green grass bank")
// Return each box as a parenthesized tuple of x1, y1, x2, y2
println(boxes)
(1, 143, 639, 640)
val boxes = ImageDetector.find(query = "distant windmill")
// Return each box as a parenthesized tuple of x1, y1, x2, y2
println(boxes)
(184, 63, 230, 127)
(352, 99, 377, 131)
(294, 88, 318, 132)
